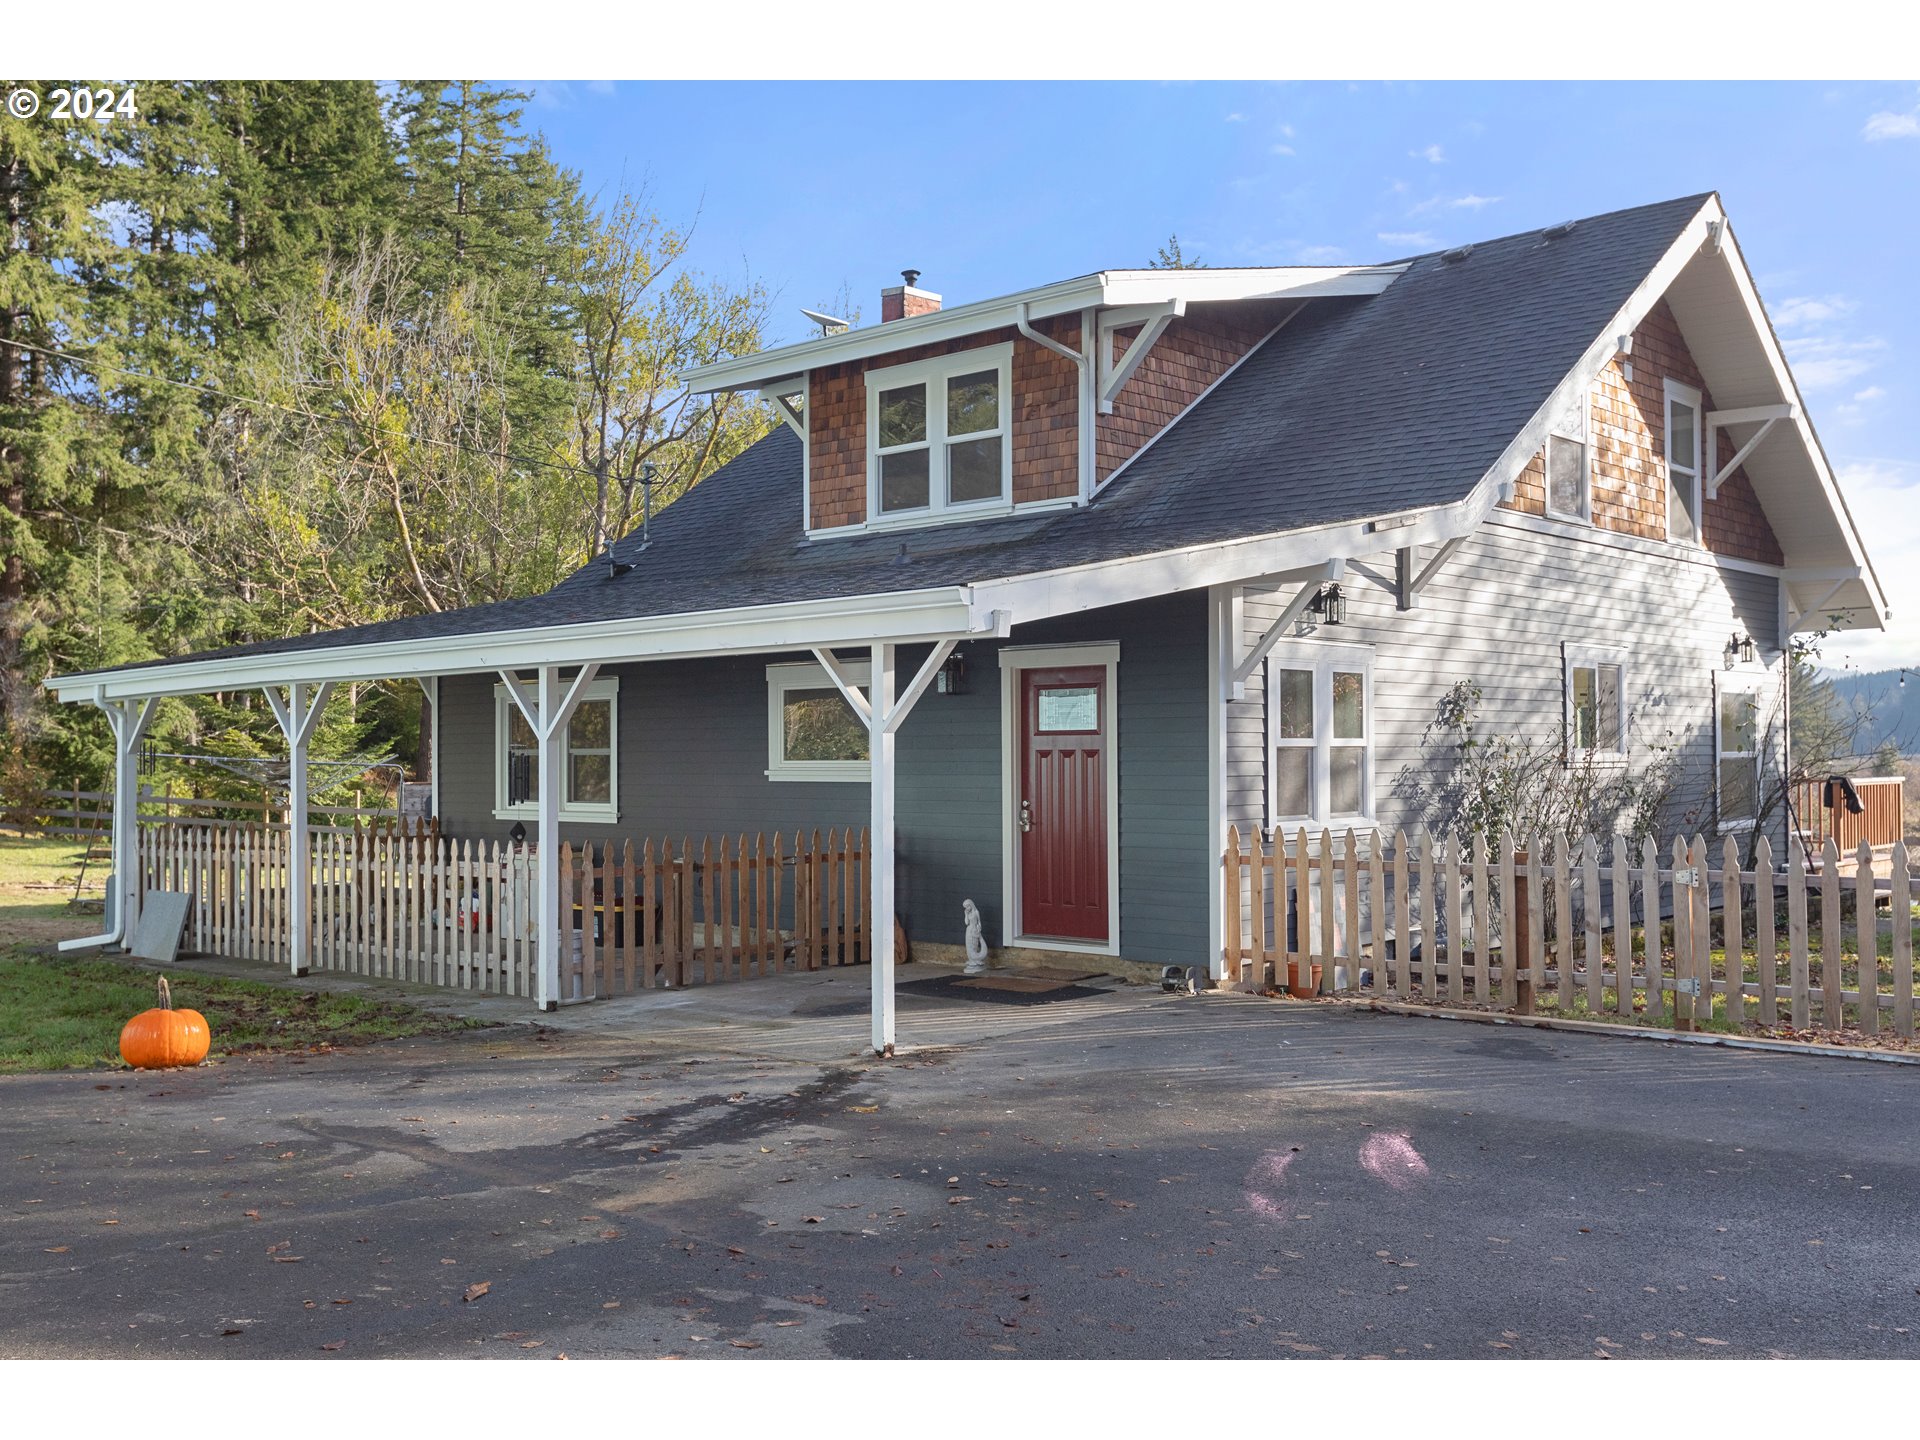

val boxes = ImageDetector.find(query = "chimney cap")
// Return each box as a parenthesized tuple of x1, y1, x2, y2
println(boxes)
(901, 268, 921, 288)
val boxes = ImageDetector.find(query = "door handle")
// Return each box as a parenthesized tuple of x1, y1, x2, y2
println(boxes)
(1018, 799, 1033, 834)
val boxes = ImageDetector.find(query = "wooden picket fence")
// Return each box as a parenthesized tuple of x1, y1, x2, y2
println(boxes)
(558, 829, 870, 1001)
(134, 821, 867, 1004)
(1224, 825, 1920, 1039)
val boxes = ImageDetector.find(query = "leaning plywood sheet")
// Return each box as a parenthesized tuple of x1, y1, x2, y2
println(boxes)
(130, 891, 192, 963)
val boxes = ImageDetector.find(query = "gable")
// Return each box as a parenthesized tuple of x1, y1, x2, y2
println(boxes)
(1503, 297, 1785, 566)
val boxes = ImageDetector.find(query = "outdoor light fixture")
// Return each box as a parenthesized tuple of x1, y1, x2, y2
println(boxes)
(1310, 583, 1348, 627)
(934, 648, 968, 695)
(1724, 632, 1756, 668)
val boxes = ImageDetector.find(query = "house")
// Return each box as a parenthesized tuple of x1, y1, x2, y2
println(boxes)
(48, 193, 1886, 1052)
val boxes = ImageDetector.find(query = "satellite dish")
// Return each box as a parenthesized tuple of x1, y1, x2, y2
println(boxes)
(800, 307, 851, 337)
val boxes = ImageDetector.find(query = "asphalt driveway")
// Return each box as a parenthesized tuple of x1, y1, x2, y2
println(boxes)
(2, 973, 1916, 1358)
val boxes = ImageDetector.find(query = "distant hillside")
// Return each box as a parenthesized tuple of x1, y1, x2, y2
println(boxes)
(1824, 668, 1920, 756)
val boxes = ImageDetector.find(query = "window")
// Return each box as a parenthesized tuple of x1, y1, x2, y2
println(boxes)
(1545, 394, 1591, 523)
(1266, 643, 1374, 829)
(1665, 379, 1703, 545)
(1717, 679, 1760, 832)
(767, 660, 870, 782)
(493, 676, 620, 822)
(1564, 644, 1627, 760)
(866, 342, 1014, 521)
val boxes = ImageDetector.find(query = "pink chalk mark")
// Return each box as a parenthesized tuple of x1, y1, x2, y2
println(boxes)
(1243, 1149, 1296, 1221)
(1358, 1131, 1429, 1191)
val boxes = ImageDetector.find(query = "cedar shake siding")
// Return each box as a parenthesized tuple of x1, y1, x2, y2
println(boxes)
(1504, 299, 1785, 567)
(806, 315, 1082, 530)
(1094, 309, 1277, 482)
(805, 304, 1280, 528)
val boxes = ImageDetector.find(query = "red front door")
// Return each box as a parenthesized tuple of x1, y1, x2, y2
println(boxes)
(1018, 665, 1109, 943)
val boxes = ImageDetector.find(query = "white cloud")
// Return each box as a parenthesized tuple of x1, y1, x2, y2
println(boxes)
(585, 80, 617, 97)
(1855, 385, 1888, 402)
(1410, 143, 1445, 164)
(1271, 144, 1296, 156)
(1279, 123, 1296, 139)
(1294, 244, 1348, 264)
(1409, 192, 1503, 215)
(1864, 109, 1920, 140)
(1224, 111, 1247, 123)
(1784, 333, 1889, 391)
(1378, 230, 1437, 248)
(1771, 293, 1856, 329)
(1815, 461, 1920, 670)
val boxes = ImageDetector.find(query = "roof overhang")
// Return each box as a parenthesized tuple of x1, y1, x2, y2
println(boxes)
(680, 264, 1408, 395)
(1453, 193, 1887, 634)
(48, 588, 995, 703)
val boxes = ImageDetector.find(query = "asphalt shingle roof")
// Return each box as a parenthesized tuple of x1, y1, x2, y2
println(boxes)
(88, 194, 1709, 677)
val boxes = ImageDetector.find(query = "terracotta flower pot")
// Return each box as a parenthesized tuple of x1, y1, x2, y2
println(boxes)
(1287, 963, 1323, 999)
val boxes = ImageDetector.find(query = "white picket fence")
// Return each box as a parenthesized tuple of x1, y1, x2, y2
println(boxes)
(1225, 826, 1920, 1039)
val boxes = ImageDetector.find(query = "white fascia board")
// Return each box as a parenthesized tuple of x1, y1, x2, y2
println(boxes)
(48, 589, 986, 703)
(1710, 215, 1888, 620)
(971, 501, 1476, 625)
(679, 266, 1407, 395)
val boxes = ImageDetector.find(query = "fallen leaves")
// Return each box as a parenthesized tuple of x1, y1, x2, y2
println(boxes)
(729, 1339, 763, 1349)
(43, 1246, 68, 1254)
(319, 1340, 345, 1352)
(463, 1282, 492, 1303)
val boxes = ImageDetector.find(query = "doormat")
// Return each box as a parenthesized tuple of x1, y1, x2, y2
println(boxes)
(896, 973, 1110, 1006)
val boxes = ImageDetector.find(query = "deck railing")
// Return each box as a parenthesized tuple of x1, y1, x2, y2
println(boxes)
(1792, 775, 1905, 852)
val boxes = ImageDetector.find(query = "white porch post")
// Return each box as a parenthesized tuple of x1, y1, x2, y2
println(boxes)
(264, 681, 334, 975)
(499, 664, 600, 1012)
(536, 665, 564, 1012)
(109, 696, 157, 946)
(870, 643, 897, 1056)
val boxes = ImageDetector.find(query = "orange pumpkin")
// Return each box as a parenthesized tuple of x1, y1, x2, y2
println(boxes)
(119, 976, 210, 1069)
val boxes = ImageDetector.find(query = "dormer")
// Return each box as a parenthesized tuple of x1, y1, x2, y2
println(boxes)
(680, 263, 1409, 538)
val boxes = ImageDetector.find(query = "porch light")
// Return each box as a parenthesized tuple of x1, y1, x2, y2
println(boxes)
(1724, 632, 1755, 668)
(934, 648, 968, 695)
(1310, 583, 1347, 627)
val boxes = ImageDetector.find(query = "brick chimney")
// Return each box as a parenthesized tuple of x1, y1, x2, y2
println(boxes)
(881, 269, 941, 323)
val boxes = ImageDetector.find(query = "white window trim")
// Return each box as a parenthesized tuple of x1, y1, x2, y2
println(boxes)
(1563, 642, 1630, 763)
(1544, 394, 1592, 525)
(866, 341, 1015, 525)
(1264, 640, 1376, 833)
(766, 659, 871, 783)
(997, 642, 1122, 957)
(1715, 670, 1763, 834)
(492, 676, 621, 823)
(1664, 378, 1703, 547)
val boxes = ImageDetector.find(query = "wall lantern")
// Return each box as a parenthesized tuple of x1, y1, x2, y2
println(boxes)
(935, 648, 968, 696)
(1724, 632, 1756, 668)
(1310, 583, 1348, 627)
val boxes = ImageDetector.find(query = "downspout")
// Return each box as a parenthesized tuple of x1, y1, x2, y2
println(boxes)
(1015, 301, 1090, 502)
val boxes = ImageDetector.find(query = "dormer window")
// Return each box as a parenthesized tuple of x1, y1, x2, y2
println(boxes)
(867, 342, 1013, 520)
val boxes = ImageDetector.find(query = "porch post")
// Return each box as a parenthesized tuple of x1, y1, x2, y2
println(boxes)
(501, 663, 598, 1012)
(870, 642, 897, 1056)
(536, 665, 564, 1012)
(264, 681, 334, 975)
(108, 697, 156, 946)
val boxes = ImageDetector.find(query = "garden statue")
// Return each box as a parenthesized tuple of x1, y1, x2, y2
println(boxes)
(962, 898, 989, 976)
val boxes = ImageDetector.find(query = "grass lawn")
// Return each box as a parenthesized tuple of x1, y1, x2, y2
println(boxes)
(0, 834, 488, 1073)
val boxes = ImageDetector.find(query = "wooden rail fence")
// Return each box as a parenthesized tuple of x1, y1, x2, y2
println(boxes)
(4, 786, 397, 840)
(133, 821, 867, 1003)
(1225, 825, 1920, 1039)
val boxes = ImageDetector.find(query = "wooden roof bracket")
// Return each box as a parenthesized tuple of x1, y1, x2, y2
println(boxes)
(1705, 402, 1794, 499)
(1227, 559, 1345, 700)
(1095, 300, 1186, 414)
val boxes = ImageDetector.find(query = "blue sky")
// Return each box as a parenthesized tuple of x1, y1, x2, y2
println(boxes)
(522, 80, 1920, 671)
